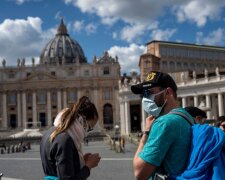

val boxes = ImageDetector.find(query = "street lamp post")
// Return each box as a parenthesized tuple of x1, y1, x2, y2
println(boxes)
(114, 124, 120, 141)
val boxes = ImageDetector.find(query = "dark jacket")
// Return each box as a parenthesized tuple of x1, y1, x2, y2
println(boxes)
(40, 127, 90, 180)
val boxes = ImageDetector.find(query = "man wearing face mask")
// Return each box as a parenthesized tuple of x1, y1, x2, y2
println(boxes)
(131, 71, 194, 180)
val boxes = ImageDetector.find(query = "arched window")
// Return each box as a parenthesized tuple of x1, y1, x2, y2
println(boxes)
(176, 62, 182, 69)
(103, 104, 113, 130)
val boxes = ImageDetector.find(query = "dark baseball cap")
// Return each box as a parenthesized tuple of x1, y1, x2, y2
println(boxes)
(185, 106, 207, 118)
(131, 71, 177, 94)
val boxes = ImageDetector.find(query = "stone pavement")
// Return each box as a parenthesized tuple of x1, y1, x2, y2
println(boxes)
(0, 139, 137, 180)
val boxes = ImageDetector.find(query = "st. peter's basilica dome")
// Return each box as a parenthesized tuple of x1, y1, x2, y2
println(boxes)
(40, 19, 87, 65)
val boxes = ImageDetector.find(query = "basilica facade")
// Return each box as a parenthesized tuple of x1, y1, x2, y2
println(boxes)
(1, 21, 225, 136)
(0, 20, 120, 130)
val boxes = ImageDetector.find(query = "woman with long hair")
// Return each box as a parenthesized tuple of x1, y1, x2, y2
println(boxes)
(40, 96, 101, 180)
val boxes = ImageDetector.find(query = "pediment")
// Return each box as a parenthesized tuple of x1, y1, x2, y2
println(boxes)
(23, 72, 58, 81)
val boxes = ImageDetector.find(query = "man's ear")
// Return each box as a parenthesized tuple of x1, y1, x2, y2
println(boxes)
(166, 87, 174, 97)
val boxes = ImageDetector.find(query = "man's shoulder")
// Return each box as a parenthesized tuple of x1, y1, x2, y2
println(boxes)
(155, 108, 192, 126)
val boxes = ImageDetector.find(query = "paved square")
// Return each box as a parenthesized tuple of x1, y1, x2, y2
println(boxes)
(0, 140, 137, 180)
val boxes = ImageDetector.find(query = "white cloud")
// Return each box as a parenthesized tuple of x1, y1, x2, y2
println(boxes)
(66, 0, 171, 42)
(73, 20, 84, 32)
(63, 0, 72, 5)
(55, 11, 63, 21)
(174, 0, 225, 27)
(120, 22, 158, 42)
(67, 0, 225, 42)
(72, 20, 97, 35)
(108, 44, 146, 74)
(0, 17, 55, 66)
(112, 32, 118, 39)
(101, 17, 118, 25)
(85, 23, 97, 35)
(196, 28, 225, 46)
(13, 0, 43, 5)
(72, 0, 167, 24)
(150, 29, 177, 41)
(15, 0, 25, 4)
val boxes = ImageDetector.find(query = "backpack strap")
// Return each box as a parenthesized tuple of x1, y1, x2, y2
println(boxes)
(170, 111, 194, 126)
(155, 111, 194, 179)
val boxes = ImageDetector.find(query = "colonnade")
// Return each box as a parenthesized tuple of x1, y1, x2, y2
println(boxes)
(120, 92, 225, 135)
(180, 92, 225, 119)
(1, 89, 73, 129)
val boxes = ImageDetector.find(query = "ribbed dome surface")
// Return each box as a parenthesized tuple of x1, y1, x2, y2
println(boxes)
(40, 19, 87, 65)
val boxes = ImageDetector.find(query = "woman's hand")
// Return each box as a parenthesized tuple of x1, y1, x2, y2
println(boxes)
(84, 153, 101, 169)
(83, 153, 91, 161)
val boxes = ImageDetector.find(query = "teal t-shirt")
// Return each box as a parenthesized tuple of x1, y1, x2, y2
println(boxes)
(139, 108, 194, 176)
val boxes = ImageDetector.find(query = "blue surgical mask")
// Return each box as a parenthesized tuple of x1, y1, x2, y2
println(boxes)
(142, 90, 167, 117)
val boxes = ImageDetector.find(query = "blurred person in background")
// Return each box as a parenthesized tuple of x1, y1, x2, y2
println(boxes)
(184, 106, 207, 124)
(217, 115, 225, 132)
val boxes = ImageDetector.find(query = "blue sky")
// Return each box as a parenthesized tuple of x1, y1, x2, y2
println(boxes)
(1, 0, 225, 74)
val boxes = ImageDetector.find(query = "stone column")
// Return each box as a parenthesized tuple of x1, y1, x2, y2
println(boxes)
(17, 92, 22, 128)
(218, 93, 224, 116)
(63, 89, 67, 108)
(113, 88, 120, 129)
(93, 87, 103, 125)
(47, 91, 52, 126)
(211, 95, 217, 119)
(194, 95, 199, 107)
(92, 87, 98, 105)
(182, 97, 187, 108)
(57, 90, 62, 112)
(2, 93, 7, 128)
(119, 100, 126, 135)
(22, 92, 27, 128)
(77, 89, 82, 100)
(206, 94, 211, 119)
(124, 100, 131, 134)
(32, 91, 37, 127)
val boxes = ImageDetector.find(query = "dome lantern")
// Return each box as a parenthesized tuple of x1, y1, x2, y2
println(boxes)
(56, 18, 68, 36)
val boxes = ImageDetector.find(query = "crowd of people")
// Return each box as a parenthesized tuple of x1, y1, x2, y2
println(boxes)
(109, 136, 126, 153)
(184, 106, 225, 132)
(0, 141, 31, 154)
